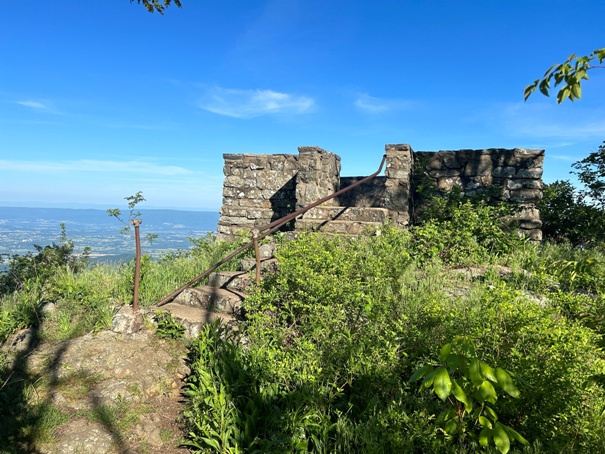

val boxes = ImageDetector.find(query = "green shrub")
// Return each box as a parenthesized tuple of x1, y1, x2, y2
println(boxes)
(185, 228, 605, 453)
(0, 224, 89, 296)
(154, 311, 185, 339)
(410, 337, 528, 454)
(410, 198, 525, 265)
(538, 180, 605, 246)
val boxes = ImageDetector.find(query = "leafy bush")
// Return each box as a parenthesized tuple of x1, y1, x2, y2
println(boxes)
(539, 142, 605, 247)
(154, 311, 185, 339)
(185, 226, 605, 452)
(410, 337, 528, 454)
(539, 180, 605, 246)
(0, 224, 89, 296)
(410, 197, 525, 265)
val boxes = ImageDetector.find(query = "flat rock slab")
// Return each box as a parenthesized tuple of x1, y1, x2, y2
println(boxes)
(22, 330, 190, 454)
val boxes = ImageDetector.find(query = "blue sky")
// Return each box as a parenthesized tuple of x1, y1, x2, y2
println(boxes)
(1, 1, 604, 211)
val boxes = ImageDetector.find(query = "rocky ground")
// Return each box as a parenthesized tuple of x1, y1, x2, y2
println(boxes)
(3, 320, 192, 454)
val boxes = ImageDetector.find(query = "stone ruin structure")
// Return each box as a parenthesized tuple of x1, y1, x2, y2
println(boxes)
(217, 144, 544, 242)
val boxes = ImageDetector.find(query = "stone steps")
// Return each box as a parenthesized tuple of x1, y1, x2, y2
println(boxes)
(296, 219, 383, 235)
(208, 270, 252, 293)
(300, 206, 389, 223)
(159, 302, 236, 338)
(296, 206, 387, 235)
(156, 249, 278, 338)
(173, 286, 246, 313)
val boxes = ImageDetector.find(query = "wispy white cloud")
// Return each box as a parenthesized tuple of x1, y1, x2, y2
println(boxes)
(354, 93, 414, 114)
(16, 100, 49, 110)
(0, 159, 193, 176)
(14, 99, 63, 115)
(198, 87, 314, 118)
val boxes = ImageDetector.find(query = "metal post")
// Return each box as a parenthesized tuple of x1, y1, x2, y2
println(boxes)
(132, 219, 142, 313)
(252, 229, 261, 285)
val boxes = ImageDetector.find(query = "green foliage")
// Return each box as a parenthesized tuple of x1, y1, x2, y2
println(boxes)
(538, 143, 605, 247)
(107, 191, 158, 243)
(410, 338, 528, 454)
(524, 48, 605, 103)
(411, 195, 524, 265)
(538, 180, 605, 246)
(132, 0, 182, 15)
(0, 224, 89, 295)
(154, 310, 185, 339)
(572, 141, 605, 209)
(184, 225, 605, 452)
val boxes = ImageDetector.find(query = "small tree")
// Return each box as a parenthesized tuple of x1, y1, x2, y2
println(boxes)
(108, 192, 157, 312)
(572, 141, 605, 209)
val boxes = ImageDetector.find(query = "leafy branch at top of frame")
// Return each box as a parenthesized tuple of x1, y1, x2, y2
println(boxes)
(524, 48, 605, 103)
(131, 0, 182, 15)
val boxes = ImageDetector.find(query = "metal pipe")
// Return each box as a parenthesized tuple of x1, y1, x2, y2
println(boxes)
(131, 219, 142, 313)
(252, 230, 261, 285)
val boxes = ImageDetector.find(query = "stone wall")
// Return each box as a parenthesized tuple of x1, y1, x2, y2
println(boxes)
(218, 153, 299, 239)
(295, 146, 341, 209)
(384, 144, 414, 227)
(217, 144, 545, 241)
(337, 177, 386, 207)
(414, 148, 544, 240)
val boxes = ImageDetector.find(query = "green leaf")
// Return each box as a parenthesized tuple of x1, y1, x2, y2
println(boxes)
(504, 425, 529, 445)
(439, 343, 452, 362)
(571, 82, 582, 100)
(446, 353, 463, 372)
(494, 422, 511, 454)
(422, 368, 439, 388)
(200, 436, 222, 451)
(437, 407, 457, 423)
(524, 82, 537, 101)
(470, 359, 484, 387)
(484, 405, 498, 422)
(433, 367, 452, 401)
(539, 78, 550, 96)
(451, 379, 472, 412)
(479, 415, 492, 428)
(444, 418, 458, 435)
(480, 361, 497, 382)
(409, 364, 432, 383)
(495, 368, 520, 398)
(479, 427, 492, 447)
(479, 380, 498, 404)
(557, 86, 571, 103)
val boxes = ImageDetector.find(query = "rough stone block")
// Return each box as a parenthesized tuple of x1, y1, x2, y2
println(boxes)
(510, 189, 543, 201)
(516, 168, 543, 179)
(464, 155, 493, 176)
(437, 177, 463, 191)
(111, 305, 143, 334)
(492, 166, 516, 178)
(429, 169, 461, 178)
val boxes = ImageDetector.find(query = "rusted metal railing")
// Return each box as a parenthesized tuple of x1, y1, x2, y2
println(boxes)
(156, 154, 387, 307)
(132, 219, 142, 313)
